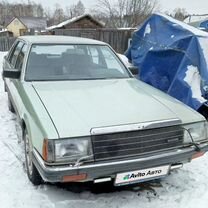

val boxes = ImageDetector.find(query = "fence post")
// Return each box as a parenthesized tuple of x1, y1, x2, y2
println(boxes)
(0, 37, 16, 51)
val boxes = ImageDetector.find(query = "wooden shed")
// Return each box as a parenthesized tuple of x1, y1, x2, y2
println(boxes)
(47, 14, 104, 31)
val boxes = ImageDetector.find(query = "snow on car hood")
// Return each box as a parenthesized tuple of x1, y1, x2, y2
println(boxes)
(32, 78, 200, 138)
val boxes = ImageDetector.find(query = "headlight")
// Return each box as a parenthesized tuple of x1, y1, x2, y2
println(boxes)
(43, 137, 93, 163)
(183, 122, 208, 144)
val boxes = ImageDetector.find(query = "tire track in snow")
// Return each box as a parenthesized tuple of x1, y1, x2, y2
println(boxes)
(0, 139, 24, 165)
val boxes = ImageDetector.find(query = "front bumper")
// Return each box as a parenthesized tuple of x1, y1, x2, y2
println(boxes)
(32, 143, 208, 183)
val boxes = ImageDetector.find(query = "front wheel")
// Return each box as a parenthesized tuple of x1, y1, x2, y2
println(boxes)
(24, 129, 42, 185)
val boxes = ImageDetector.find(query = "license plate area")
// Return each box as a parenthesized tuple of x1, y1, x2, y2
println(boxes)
(114, 165, 170, 186)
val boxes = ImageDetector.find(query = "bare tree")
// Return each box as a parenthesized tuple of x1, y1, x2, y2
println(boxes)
(171, 8, 189, 21)
(69, 0, 85, 18)
(53, 4, 65, 25)
(0, 1, 44, 26)
(94, 0, 158, 28)
(33, 3, 44, 17)
(44, 6, 54, 26)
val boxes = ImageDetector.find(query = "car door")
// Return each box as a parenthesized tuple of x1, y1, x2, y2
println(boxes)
(4, 40, 27, 118)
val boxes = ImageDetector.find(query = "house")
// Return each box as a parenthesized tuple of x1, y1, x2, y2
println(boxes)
(6, 17, 47, 37)
(47, 14, 104, 31)
(184, 15, 208, 31)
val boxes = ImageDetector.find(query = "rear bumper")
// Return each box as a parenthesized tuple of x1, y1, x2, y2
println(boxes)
(32, 143, 208, 183)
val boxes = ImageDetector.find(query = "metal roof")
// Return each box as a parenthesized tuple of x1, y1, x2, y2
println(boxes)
(19, 35, 107, 45)
(19, 17, 47, 29)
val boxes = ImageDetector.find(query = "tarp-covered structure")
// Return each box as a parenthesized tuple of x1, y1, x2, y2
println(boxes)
(126, 13, 208, 112)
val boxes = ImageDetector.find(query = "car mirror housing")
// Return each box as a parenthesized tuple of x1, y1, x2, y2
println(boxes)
(128, 65, 139, 76)
(2, 69, 21, 79)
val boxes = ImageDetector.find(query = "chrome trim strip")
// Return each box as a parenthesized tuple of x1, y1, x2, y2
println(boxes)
(94, 177, 112, 183)
(32, 143, 207, 173)
(170, 164, 183, 170)
(90, 119, 182, 135)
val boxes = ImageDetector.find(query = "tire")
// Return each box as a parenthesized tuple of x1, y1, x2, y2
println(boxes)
(24, 129, 42, 185)
(8, 96, 15, 113)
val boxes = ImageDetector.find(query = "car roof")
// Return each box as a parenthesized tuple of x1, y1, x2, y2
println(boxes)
(19, 35, 108, 45)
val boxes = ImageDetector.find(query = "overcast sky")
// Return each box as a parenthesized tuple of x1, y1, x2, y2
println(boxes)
(6, 0, 208, 15)
(158, 0, 208, 14)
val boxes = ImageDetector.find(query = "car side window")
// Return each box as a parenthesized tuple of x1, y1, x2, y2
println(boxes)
(15, 44, 27, 71)
(9, 41, 24, 68)
(8, 41, 19, 63)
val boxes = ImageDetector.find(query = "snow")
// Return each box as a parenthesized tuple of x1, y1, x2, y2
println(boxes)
(184, 65, 207, 103)
(46, 14, 88, 30)
(156, 12, 208, 37)
(184, 15, 208, 24)
(46, 14, 104, 30)
(144, 23, 151, 37)
(1, 51, 208, 207)
(199, 37, 208, 67)
(117, 28, 136, 30)
(117, 53, 134, 68)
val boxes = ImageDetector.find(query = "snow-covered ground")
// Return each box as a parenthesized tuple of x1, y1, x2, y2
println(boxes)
(1, 51, 208, 208)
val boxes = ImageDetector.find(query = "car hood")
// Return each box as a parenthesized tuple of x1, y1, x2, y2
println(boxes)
(32, 79, 203, 138)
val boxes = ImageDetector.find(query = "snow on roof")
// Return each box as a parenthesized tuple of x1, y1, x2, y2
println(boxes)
(0, 28, 7, 31)
(155, 12, 208, 37)
(117, 27, 136, 30)
(46, 25, 58, 31)
(184, 15, 208, 23)
(46, 14, 104, 30)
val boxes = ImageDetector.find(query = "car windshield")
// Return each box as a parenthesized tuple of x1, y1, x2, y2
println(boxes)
(25, 44, 131, 81)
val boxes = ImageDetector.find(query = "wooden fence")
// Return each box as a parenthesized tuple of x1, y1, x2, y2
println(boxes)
(53, 28, 135, 53)
(0, 28, 135, 53)
(0, 37, 16, 51)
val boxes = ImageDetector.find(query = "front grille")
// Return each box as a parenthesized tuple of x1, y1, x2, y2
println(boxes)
(91, 125, 184, 161)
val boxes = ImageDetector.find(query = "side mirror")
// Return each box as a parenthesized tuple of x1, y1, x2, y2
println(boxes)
(2, 69, 21, 79)
(128, 65, 139, 76)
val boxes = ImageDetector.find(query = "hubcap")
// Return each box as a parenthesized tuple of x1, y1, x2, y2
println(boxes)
(25, 133, 33, 175)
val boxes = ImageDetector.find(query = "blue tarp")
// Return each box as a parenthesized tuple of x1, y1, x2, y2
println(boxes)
(126, 13, 208, 110)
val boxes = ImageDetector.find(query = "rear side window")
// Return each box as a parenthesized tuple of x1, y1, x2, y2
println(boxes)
(9, 41, 24, 67)
(7, 41, 18, 62)
(15, 44, 27, 71)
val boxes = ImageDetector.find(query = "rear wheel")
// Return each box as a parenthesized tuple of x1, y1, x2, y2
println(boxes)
(24, 129, 42, 185)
